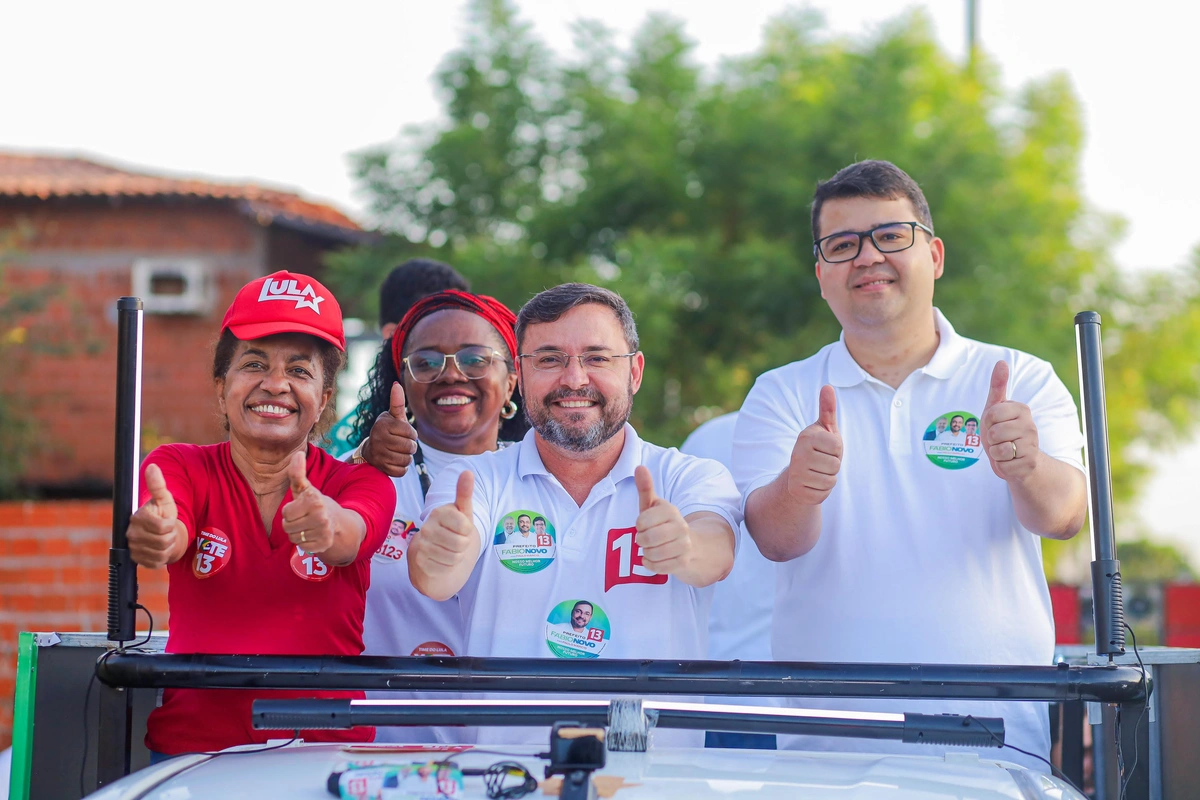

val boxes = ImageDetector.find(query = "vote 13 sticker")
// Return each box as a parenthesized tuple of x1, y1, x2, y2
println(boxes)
(922, 410, 984, 470)
(373, 518, 418, 566)
(192, 528, 232, 579)
(493, 509, 556, 574)
(545, 599, 610, 658)
(291, 545, 332, 582)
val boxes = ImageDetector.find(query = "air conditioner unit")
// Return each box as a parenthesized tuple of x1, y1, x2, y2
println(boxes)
(131, 259, 213, 315)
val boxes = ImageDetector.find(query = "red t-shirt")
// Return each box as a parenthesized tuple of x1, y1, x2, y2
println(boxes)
(140, 442, 395, 755)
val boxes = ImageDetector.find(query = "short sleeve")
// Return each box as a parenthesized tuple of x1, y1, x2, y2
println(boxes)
(140, 445, 200, 548)
(327, 462, 397, 561)
(731, 371, 808, 506)
(1012, 354, 1085, 473)
(422, 456, 492, 562)
(664, 452, 744, 537)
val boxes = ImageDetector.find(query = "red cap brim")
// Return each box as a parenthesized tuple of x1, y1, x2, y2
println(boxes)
(227, 321, 346, 352)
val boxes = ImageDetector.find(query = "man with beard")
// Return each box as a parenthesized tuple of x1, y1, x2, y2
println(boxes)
(410, 283, 740, 744)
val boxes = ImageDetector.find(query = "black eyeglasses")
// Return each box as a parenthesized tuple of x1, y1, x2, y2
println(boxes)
(813, 221, 934, 263)
(518, 351, 637, 373)
(402, 346, 505, 383)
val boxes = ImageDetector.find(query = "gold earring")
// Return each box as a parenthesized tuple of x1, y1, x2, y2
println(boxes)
(406, 408, 417, 425)
(500, 400, 518, 420)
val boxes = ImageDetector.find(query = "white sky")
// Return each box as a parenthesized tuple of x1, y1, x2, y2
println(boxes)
(2, 0, 1198, 564)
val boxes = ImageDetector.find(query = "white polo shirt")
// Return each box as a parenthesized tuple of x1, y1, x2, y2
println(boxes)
(423, 424, 743, 745)
(361, 441, 466, 744)
(679, 412, 774, 665)
(732, 309, 1084, 771)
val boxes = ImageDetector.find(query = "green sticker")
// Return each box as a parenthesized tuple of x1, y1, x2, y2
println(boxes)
(494, 510, 557, 574)
(922, 410, 984, 470)
(545, 599, 610, 658)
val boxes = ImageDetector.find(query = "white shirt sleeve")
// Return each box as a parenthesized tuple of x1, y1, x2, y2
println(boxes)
(1011, 352, 1085, 473)
(660, 450, 744, 537)
(731, 369, 808, 507)
(421, 455, 493, 561)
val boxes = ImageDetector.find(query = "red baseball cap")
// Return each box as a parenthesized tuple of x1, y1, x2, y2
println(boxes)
(221, 270, 346, 351)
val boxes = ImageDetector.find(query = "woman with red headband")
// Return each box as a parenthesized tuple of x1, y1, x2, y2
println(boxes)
(125, 270, 396, 758)
(351, 289, 528, 743)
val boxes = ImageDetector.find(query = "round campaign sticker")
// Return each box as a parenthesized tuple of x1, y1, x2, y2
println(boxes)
(544, 599, 611, 658)
(192, 528, 232, 579)
(922, 410, 985, 470)
(290, 545, 333, 582)
(410, 641, 455, 657)
(373, 518, 418, 566)
(493, 509, 557, 574)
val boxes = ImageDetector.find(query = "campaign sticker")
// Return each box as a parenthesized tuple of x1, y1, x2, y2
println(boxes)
(373, 518, 418, 566)
(192, 528, 231, 579)
(336, 762, 464, 800)
(290, 545, 332, 582)
(922, 410, 984, 470)
(493, 509, 556, 574)
(410, 641, 455, 657)
(545, 599, 610, 658)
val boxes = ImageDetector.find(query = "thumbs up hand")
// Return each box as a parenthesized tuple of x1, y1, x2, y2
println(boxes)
(633, 466, 694, 576)
(409, 470, 479, 589)
(282, 450, 337, 554)
(364, 382, 419, 477)
(981, 360, 1039, 482)
(785, 384, 843, 505)
(128, 463, 183, 568)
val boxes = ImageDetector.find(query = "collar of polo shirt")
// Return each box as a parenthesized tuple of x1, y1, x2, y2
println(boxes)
(516, 423, 643, 486)
(827, 308, 970, 387)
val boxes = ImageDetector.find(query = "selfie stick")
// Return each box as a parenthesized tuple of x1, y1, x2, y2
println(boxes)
(1074, 311, 1125, 658)
(107, 297, 143, 645)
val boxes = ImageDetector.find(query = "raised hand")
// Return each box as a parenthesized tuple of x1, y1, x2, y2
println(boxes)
(633, 466, 694, 576)
(364, 382, 418, 477)
(128, 463, 181, 568)
(410, 470, 478, 575)
(282, 450, 336, 554)
(785, 384, 842, 505)
(981, 361, 1039, 481)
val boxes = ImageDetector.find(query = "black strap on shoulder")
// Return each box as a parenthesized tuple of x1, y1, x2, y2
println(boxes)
(413, 443, 432, 499)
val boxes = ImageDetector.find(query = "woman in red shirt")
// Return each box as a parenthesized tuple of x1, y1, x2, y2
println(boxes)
(125, 270, 395, 757)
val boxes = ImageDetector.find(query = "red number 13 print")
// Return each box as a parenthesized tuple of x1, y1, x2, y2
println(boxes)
(605, 526, 667, 592)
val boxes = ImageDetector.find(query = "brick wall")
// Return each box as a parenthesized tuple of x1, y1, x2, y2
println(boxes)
(0, 501, 170, 749)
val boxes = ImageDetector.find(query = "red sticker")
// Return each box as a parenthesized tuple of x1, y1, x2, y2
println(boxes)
(965, 434, 982, 447)
(290, 546, 332, 582)
(604, 526, 667, 592)
(410, 641, 455, 657)
(192, 529, 232, 579)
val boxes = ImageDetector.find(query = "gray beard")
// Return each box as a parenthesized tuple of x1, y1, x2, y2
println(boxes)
(527, 384, 632, 453)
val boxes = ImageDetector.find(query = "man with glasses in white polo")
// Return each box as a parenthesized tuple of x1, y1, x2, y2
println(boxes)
(409, 282, 741, 745)
(732, 160, 1088, 770)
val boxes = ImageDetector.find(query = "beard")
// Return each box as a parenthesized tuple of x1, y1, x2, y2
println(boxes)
(526, 381, 633, 453)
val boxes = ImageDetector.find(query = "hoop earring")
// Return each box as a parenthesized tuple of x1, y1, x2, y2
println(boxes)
(406, 408, 417, 425)
(500, 400, 519, 420)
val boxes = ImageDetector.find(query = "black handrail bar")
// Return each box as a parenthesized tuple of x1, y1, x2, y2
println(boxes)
(97, 652, 1147, 703)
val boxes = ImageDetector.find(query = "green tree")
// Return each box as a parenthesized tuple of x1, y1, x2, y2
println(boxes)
(337, 0, 1200, 553)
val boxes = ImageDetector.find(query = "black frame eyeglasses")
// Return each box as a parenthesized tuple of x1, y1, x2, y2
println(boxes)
(402, 346, 506, 383)
(813, 221, 935, 263)
(518, 351, 637, 373)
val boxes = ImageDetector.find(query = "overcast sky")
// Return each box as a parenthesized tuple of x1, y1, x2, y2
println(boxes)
(3, 0, 1197, 562)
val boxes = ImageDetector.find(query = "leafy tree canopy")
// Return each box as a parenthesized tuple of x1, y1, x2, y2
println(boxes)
(331, 0, 1200, 573)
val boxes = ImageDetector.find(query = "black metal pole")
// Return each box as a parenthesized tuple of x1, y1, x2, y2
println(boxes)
(108, 297, 143, 644)
(1074, 311, 1125, 658)
(96, 653, 1148, 703)
(250, 698, 1005, 748)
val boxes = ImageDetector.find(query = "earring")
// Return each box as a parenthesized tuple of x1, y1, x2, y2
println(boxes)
(500, 400, 519, 420)
(406, 408, 417, 425)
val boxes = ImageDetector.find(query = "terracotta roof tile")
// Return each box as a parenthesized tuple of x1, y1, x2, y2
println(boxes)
(0, 152, 363, 237)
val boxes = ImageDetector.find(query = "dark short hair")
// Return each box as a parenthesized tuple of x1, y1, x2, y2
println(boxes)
(516, 283, 639, 352)
(211, 329, 346, 441)
(966, 418, 978, 425)
(533, 516, 546, 525)
(517, 514, 532, 522)
(572, 601, 593, 612)
(951, 415, 965, 423)
(811, 160, 934, 242)
(378, 259, 470, 327)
